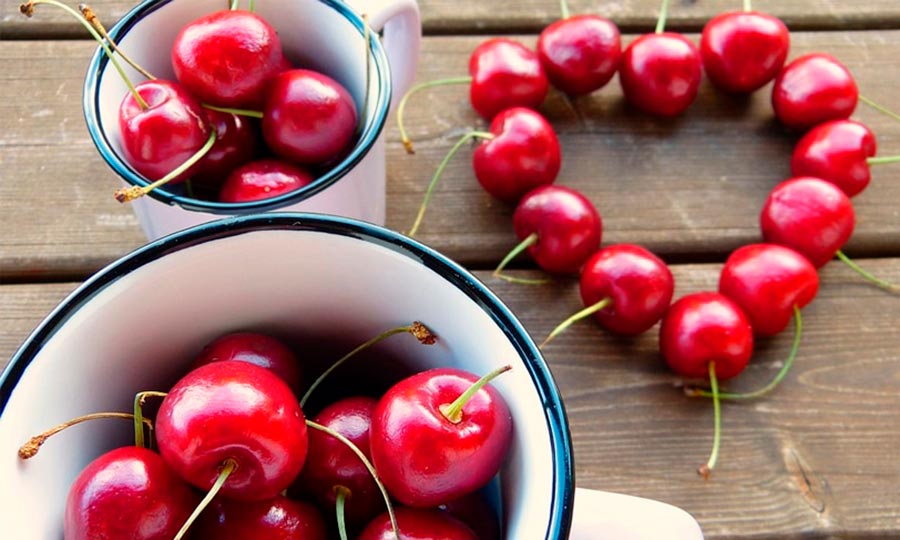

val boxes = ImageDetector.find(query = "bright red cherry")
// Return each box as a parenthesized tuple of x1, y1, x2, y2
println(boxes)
(472, 107, 561, 202)
(760, 177, 855, 268)
(359, 508, 478, 540)
(619, 32, 702, 117)
(192, 109, 259, 187)
(700, 11, 789, 94)
(468, 38, 549, 120)
(192, 495, 328, 540)
(772, 53, 858, 131)
(537, 14, 622, 96)
(218, 158, 315, 203)
(791, 119, 877, 197)
(719, 243, 819, 337)
(191, 331, 302, 393)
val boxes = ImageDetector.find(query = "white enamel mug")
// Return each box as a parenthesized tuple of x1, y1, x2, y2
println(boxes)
(83, 0, 421, 240)
(0, 214, 703, 540)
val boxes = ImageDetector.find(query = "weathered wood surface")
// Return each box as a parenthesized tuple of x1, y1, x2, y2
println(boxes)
(4, 0, 900, 38)
(3, 259, 900, 539)
(2, 31, 900, 279)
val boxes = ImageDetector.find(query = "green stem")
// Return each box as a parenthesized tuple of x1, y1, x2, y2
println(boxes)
(229, 0, 239, 10)
(406, 130, 494, 237)
(836, 250, 900, 292)
(492, 233, 551, 285)
(80, 4, 156, 80)
(859, 95, 900, 123)
(655, 0, 671, 34)
(439, 365, 512, 423)
(697, 361, 721, 480)
(201, 103, 264, 119)
(396, 76, 473, 154)
(173, 459, 237, 540)
(867, 155, 900, 165)
(18, 412, 150, 460)
(335, 486, 351, 540)
(248, 0, 256, 11)
(540, 297, 612, 349)
(743, 0, 752, 12)
(559, 0, 570, 19)
(133, 391, 167, 448)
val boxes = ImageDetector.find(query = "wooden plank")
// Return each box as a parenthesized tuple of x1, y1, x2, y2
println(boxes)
(2, 259, 899, 539)
(4, 0, 900, 38)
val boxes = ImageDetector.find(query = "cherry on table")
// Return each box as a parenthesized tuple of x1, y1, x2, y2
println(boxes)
(468, 37, 550, 120)
(772, 53, 858, 131)
(192, 495, 328, 540)
(537, 14, 621, 96)
(790, 119, 877, 197)
(359, 507, 478, 540)
(190, 330, 303, 393)
(218, 158, 315, 203)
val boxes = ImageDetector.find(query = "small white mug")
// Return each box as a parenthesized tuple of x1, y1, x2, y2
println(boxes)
(83, 0, 421, 240)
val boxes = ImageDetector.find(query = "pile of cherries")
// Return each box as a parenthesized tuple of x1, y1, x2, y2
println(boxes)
(401, 0, 897, 477)
(21, 327, 512, 540)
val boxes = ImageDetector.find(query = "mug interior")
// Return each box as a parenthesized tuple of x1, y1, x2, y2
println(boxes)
(85, 0, 391, 212)
(0, 214, 572, 540)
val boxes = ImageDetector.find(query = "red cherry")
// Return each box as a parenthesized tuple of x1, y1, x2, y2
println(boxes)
(171, 9, 284, 109)
(438, 491, 501, 540)
(192, 495, 328, 540)
(192, 109, 260, 187)
(370, 367, 513, 508)
(218, 158, 315, 203)
(472, 107, 561, 202)
(263, 69, 358, 165)
(659, 292, 754, 381)
(791, 119, 877, 197)
(511, 185, 602, 275)
(760, 176, 855, 268)
(578, 244, 675, 336)
(118, 79, 210, 183)
(64, 446, 197, 540)
(468, 38, 549, 120)
(359, 508, 478, 540)
(618, 32, 702, 117)
(191, 331, 302, 393)
(700, 11, 790, 94)
(772, 53, 858, 131)
(537, 14, 622, 96)
(155, 360, 308, 501)
(719, 243, 819, 337)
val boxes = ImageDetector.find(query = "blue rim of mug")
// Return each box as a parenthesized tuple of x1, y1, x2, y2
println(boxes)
(0, 213, 574, 540)
(82, 0, 392, 214)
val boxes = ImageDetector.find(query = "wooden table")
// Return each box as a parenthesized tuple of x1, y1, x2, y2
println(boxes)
(2, 1, 900, 538)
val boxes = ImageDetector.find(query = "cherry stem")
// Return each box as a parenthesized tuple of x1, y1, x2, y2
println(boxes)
(743, 0, 752, 12)
(540, 297, 613, 349)
(229, 0, 238, 9)
(173, 458, 237, 540)
(334, 486, 351, 540)
(300, 322, 435, 407)
(686, 305, 802, 400)
(18, 412, 152, 460)
(407, 130, 494, 237)
(306, 420, 400, 540)
(867, 155, 900, 165)
(21, 0, 148, 109)
(114, 127, 217, 203)
(133, 390, 167, 449)
(859, 95, 900, 123)
(697, 361, 721, 480)
(201, 103, 264, 119)
(655, 0, 671, 34)
(493, 233, 552, 285)
(559, 0, 570, 19)
(248, 0, 256, 11)
(396, 76, 474, 154)
(835, 250, 900, 293)
(80, 3, 156, 80)
(439, 364, 512, 424)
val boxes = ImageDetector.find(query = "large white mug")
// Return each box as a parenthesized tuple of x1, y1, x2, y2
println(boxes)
(83, 0, 421, 240)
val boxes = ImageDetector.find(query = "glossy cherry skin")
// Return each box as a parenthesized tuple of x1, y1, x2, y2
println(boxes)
(791, 119, 877, 197)
(719, 243, 819, 337)
(700, 11, 789, 94)
(359, 508, 478, 540)
(118, 79, 210, 183)
(760, 176, 855, 268)
(64, 446, 197, 540)
(192, 109, 259, 187)
(370, 367, 513, 508)
(468, 38, 549, 120)
(512, 185, 602, 274)
(472, 107, 561, 202)
(537, 14, 621, 96)
(619, 32, 702, 117)
(263, 69, 358, 165)
(172, 9, 284, 109)
(659, 292, 754, 381)
(579, 244, 675, 336)
(218, 158, 315, 203)
(192, 495, 327, 540)
(191, 331, 302, 393)
(155, 360, 308, 501)
(438, 491, 501, 540)
(772, 53, 858, 131)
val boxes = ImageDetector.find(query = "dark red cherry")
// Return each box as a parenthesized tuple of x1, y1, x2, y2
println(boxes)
(772, 53, 858, 131)
(468, 38, 549, 120)
(191, 331, 302, 393)
(218, 158, 315, 203)
(192, 109, 259, 187)
(192, 495, 328, 540)
(359, 508, 478, 540)
(791, 119, 877, 197)
(537, 14, 622, 96)
(438, 491, 501, 540)
(619, 32, 702, 117)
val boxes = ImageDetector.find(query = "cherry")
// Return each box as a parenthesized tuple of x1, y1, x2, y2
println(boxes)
(190, 331, 302, 393)
(370, 366, 513, 508)
(537, 14, 622, 96)
(790, 119, 877, 197)
(359, 508, 478, 540)
(155, 360, 308, 501)
(172, 9, 285, 109)
(760, 176, 855, 268)
(438, 491, 501, 540)
(218, 158, 315, 203)
(192, 495, 328, 540)
(192, 108, 260, 187)
(700, 10, 789, 94)
(64, 446, 197, 540)
(468, 38, 549, 120)
(772, 53, 858, 131)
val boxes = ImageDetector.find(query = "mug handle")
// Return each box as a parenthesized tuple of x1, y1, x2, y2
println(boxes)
(571, 488, 705, 540)
(344, 0, 422, 109)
